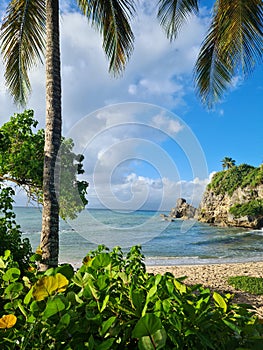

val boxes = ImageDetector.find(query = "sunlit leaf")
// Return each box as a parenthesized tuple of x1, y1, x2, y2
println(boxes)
(213, 291, 227, 312)
(0, 314, 17, 329)
(32, 273, 69, 301)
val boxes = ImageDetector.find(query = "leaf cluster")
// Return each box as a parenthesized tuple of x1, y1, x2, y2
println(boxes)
(0, 246, 263, 349)
(207, 164, 263, 196)
(0, 185, 32, 271)
(0, 110, 88, 220)
(228, 276, 263, 295)
(229, 199, 263, 218)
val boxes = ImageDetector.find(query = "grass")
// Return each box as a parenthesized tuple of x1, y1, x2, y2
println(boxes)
(228, 276, 263, 295)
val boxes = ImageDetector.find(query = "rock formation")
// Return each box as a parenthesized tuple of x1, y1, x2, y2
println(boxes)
(198, 174, 263, 229)
(161, 198, 197, 221)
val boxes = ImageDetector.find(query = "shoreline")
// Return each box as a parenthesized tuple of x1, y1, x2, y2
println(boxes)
(147, 261, 263, 318)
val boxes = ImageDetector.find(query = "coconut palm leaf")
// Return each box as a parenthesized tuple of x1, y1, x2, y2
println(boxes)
(157, 0, 198, 41)
(0, 0, 46, 105)
(195, 0, 263, 108)
(77, 0, 136, 75)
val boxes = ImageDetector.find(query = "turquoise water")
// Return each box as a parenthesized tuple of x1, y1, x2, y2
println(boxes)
(14, 207, 263, 268)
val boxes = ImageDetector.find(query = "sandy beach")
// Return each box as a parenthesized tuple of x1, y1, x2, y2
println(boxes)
(147, 261, 263, 318)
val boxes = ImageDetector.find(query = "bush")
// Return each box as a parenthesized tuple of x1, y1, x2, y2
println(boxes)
(229, 199, 263, 218)
(0, 185, 32, 270)
(228, 276, 263, 295)
(0, 245, 263, 349)
(208, 164, 263, 196)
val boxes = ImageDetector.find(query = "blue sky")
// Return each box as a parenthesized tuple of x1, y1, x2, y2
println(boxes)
(0, 1, 262, 211)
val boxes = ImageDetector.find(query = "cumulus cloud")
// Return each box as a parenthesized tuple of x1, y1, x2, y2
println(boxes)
(0, 1, 212, 210)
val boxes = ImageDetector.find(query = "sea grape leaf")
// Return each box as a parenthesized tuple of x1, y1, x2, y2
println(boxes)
(213, 292, 227, 312)
(91, 253, 111, 269)
(138, 329, 167, 350)
(3, 267, 20, 282)
(32, 273, 69, 301)
(42, 296, 66, 320)
(174, 279, 187, 294)
(132, 313, 163, 338)
(100, 316, 116, 336)
(4, 282, 24, 299)
(0, 314, 17, 329)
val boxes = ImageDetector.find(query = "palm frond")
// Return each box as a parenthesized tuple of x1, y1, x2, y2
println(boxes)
(0, 0, 46, 105)
(77, 0, 136, 75)
(157, 0, 198, 41)
(195, 0, 263, 108)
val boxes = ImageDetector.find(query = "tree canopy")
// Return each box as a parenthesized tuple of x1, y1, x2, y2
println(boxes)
(0, 110, 88, 220)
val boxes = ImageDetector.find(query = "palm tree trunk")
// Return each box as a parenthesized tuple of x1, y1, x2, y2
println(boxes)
(39, 0, 61, 270)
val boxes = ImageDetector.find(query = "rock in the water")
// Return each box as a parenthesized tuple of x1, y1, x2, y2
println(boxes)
(169, 198, 197, 219)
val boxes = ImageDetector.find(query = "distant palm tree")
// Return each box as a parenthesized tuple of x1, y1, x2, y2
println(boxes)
(157, 0, 263, 108)
(0, 0, 135, 270)
(221, 157, 236, 170)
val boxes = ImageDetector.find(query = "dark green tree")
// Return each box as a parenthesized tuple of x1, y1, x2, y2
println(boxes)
(0, 110, 88, 220)
(221, 157, 236, 170)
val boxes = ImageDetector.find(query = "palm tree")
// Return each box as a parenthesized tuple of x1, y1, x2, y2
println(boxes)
(157, 0, 263, 108)
(221, 157, 236, 170)
(0, 0, 135, 270)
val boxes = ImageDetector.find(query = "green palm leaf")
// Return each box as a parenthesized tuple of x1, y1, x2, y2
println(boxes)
(77, 0, 135, 75)
(0, 0, 46, 105)
(195, 0, 263, 108)
(157, 0, 198, 41)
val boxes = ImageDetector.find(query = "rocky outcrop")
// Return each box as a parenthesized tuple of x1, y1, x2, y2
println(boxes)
(198, 184, 263, 229)
(163, 198, 197, 220)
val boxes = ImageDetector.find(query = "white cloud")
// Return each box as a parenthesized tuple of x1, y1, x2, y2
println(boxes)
(0, 1, 212, 211)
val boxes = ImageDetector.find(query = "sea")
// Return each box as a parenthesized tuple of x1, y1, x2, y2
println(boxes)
(14, 207, 263, 268)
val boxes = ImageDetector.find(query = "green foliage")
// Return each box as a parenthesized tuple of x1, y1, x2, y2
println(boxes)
(0, 110, 88, 219)
(207, 164, 263, 196)
(0, 185, 32, 270)
(0, 246, 263, 349)
(229, 199, 263, 218)
(228, 276, 263, 295)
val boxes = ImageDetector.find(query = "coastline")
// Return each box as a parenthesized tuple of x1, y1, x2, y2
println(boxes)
(147, 261, 263, 318)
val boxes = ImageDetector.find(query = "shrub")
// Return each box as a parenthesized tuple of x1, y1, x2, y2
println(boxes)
(228, 276, 263, 295)
(0, 246, 263, 349)
(208, 164, 263, 196)
(0, 185, 32, 270)
(229, 199, 263, 218)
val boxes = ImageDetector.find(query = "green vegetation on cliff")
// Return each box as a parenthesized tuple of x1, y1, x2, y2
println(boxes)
(207, 164, 263, 196)
(229, 199, 263, 218)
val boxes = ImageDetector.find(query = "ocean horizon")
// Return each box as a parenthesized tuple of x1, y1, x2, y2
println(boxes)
(14, 206, 263, 268)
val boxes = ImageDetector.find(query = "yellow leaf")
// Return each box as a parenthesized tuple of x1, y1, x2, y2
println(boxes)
(32, 273, 69, 301)
(0, 314, 17, 329)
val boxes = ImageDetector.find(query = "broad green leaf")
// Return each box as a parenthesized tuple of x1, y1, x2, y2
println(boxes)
(55, 264, 74, 279)
(174, 279, 187, 294)
(223, 319, 241, 334)
(131, 289, 145, 316)
(4, 282, 24, 299)
(100, 316, 116, 336)
(3, 267, 20, 282)
(96, 338, 115, 350)
(0, 257, 5, 269)
(213, 292, 227, 312)
(91, 253, 111, 269)
(138, 329, 167, 350)
(100, 294, 110, 313)
(132, 313, 163, 338)
(24, 287, 34, 305)
(43, 296, 66, 319)
(32, 273, 69, 300)
(146, 286, 157, 302)
(56, 313, 70, 332)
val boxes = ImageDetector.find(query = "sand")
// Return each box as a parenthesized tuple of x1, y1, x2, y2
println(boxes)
(147, 261, 263, 318)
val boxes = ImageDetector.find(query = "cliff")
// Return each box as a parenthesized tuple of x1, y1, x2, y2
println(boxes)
(198, 164, 263, 229)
